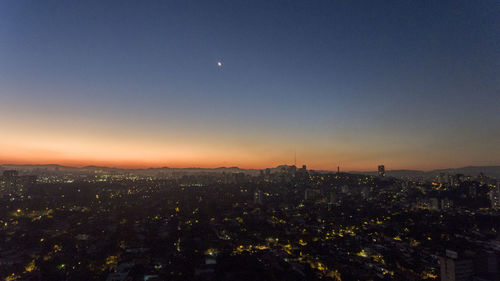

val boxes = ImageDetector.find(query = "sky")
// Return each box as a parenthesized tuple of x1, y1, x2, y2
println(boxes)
(0, 0, 499, 171)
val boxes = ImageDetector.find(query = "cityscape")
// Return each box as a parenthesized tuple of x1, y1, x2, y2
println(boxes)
(0, 165, 499, 280)
(1, 1, 499, 281)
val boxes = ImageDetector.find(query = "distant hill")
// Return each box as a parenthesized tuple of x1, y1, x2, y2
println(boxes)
(430, 166, 500, 178)
(1, 164, 499, 179)
(0, 164, 309, 176)
(0, 164, 261, 176)
(351, 166, 500, 179)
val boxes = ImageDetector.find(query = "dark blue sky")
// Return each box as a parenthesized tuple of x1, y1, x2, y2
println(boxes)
(0, 0, 498, 170)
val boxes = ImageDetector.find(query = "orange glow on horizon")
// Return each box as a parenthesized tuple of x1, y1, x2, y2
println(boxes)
(1, 118, 493, 172)
(0, 155, 469, 172)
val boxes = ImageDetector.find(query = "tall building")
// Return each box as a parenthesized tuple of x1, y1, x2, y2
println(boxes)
(3, 170, 19, 178)
(378, 165, 386, 177)
(295, 165, 309, 184)
(3, 170, 19, 192)
(438, 173, 451, 185)
(329, 192, 339, 205)
(305, 188, 321, 201)
(440, 250, 474, 281)
(254, 189, 263, 205)
(477, 172, 488, 185)
(474, 251, 500, 281)
(489, 182, 500, 209)
(441, 198, 454, 210)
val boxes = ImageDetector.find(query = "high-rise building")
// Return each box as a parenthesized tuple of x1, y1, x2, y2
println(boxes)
(254, 189, 263, 205)
(438, 173, 451, 185)
(329, 192, 339, 205)
(477, 172, 488, 185)
(489, 182, 500, 209)
(305, 188, 321, 201)
(440, 249, 500, 281)
(360, 186, 370, 200)
(378, 165, 386, 177)
(474, 251, 500, 281)
(3, 170, 19, 191)
(440, 250, 474, 281)
(441, 198, 454, 210)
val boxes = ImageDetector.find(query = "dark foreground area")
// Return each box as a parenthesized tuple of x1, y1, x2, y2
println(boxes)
(1, 167, 499, 280)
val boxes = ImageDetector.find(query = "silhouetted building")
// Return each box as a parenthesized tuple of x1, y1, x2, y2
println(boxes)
(477, 172, 488, 185)
(441, 198, 454, 210)
(440, 250, 474, 281)
(3, 170, 19, 178)
(254, 189, 263, 205)
(489, 182, 500, 209)
(329, 192, 339, 205)
(474, 251, 500, 281)
(305, 188, 321, 201)
(3, 170, 19, 192)
(378, 165, 386, 177)
(438, 173, 451, 185)
(360, 186, 370, 200)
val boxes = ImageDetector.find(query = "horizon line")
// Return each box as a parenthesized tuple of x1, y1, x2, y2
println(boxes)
(1, 162, 499, 173)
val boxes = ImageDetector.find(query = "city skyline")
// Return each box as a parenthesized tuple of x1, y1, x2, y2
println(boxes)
(1, 1, 499, 171)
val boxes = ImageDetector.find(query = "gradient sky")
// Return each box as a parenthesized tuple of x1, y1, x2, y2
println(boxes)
(0, 0, 499, 171)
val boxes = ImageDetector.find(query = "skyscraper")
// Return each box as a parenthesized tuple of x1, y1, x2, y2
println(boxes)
(378, 165, 386, 177)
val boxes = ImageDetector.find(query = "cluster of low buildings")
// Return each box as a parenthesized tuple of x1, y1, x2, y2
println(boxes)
(0, 166, 499, 280)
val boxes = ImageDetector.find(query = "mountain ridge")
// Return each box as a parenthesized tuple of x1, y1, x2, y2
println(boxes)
(1, 164, 499, 178)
